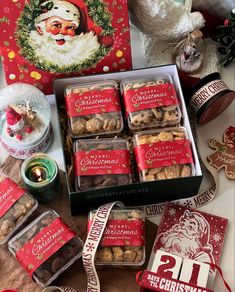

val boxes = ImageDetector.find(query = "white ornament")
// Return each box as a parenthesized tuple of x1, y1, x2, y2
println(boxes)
(103, 66, 109, 72)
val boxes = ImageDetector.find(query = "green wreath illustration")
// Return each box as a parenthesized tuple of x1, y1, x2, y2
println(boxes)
(15, 0, 114, 73)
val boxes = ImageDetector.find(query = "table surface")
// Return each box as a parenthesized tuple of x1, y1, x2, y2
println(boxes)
(0, 25, 234, 292)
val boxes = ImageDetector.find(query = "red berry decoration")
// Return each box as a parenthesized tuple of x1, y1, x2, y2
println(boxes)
(7, 127, 11, 134)
(25, 126, 33, 134)
(98, 35, 113, 47)
(16, 133, 23, 141)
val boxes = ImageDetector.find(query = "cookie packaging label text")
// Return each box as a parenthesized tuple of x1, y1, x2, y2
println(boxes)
(0, 178, 25, 218)
(74, 150, 131, 176)
(16, 218, 76, 275)
(124, 84, 178, 113)
(134, 140, 193, 170)
(65, 88, 121, 117)
(88, 219, 145, 246)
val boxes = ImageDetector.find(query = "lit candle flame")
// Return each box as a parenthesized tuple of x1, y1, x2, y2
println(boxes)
(34, 167, 43, 182)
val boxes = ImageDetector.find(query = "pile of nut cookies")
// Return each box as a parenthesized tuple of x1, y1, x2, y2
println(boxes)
(133, 128, 194, 182)
(65, 81, 123, 138)
(89, 209, 145, 266)
(0, 172, 38, 245)
(63, 74, 195, 191)
(121, 76, 181, 130)
(8, 210, 84, 286)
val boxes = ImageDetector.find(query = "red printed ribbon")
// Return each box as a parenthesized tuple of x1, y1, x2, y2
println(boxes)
(134, 140, 193, 171)
(74, 149, 131, 176)
(87, 219, 145, 247)
(83, 201, 125, 292)
(0, 178, 25, 218)
(16, 218, 76, 276)
(65, 88, 121, 117)
(124, 84, 178, 113)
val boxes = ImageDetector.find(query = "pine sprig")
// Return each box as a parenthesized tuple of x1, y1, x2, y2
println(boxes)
(213, 9, 235, 67)
(15, 0, 113, 73)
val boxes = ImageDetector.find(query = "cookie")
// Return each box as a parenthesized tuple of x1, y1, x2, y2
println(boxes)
(207, 126, 235, 180)
(89, 209, 145, 266)
(74, 139, 132, 191)
(65, 81, 123, 138)
(133, 127, 194, 182)
(121, 75, 181, 131)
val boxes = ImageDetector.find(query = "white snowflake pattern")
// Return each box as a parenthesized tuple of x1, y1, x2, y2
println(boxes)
(183, 199, 193, 208)
(169, 208, 176, 216)
(213, 233, 221, 243)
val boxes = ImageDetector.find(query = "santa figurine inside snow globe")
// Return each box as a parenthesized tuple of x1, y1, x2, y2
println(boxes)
(0, 83, 53, 159)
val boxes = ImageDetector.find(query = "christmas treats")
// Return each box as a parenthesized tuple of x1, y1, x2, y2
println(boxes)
(73, 139, 132, 190)
(120, 75, 181, 131)
(65, 81, 123, 138)
(133, 127, 194, 182)
(0, 171, 38, 245)
(8, 210, 83, 287)
(88, 209, 145, 265)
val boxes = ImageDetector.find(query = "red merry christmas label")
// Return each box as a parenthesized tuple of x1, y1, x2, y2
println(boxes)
(124, 84, 178, 113)
(74, 149, 131, 176)
(134, 140, 193, 171)
(16, 218, 76, 276)
(0, 178, 25, 218)
(65, 88, 121, 117)
(88, 219, 145, 246)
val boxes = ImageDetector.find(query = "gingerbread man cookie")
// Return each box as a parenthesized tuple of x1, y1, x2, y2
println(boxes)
(207, 126, 235, 179)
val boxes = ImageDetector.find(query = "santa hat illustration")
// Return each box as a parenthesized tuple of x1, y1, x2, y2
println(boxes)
(35, 0, 102, 35)
(6, 106, 25, 132)
(183, 210, 211, 247)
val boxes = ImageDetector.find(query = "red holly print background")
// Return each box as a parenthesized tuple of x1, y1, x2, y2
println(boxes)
(0, 0, 132, 95)
(151, 203, 228, 287)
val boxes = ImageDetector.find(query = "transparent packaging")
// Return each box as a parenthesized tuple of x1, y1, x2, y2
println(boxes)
(8, 210, 84, 287)
(88, 208, 145, 266)
(73, 138, 132, 191)
(0, 171, 38, 245)
(133, 127, 195, 182)
(65, 81, 124, 138)
(120, 75, 182, 131)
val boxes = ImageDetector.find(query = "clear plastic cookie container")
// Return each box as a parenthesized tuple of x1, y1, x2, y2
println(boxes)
(88, 208, 145, 266)
(64, 81, 124, 138)
(0, 171, 38, 245)
(8, 210, 84, 287)
(73, 138, 132, 191)
(120, 75, 182, 131)
(133, 127, 195, 182)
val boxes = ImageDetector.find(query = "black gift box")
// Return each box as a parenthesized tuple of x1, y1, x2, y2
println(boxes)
(54, 65, 203, 215)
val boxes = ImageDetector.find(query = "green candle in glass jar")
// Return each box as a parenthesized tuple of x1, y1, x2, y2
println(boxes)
(21, 153, 60, 202)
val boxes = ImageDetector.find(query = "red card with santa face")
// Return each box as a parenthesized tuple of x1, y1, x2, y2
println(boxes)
(0, 0, 132, 95)
(148, 203, 228, 289)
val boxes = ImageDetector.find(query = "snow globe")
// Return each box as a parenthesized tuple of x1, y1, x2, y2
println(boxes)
(0, 83, 53, 159)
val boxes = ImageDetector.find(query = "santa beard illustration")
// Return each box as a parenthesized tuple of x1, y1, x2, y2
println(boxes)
(29, 29, 100, 68)
(156, 211, 215, 265)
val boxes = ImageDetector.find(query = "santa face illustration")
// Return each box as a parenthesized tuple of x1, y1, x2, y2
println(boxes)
(157, 210, 215, 264)
(23, 0, 102, 70)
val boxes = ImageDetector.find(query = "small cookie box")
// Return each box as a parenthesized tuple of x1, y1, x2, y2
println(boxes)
(120, 75, 182, 131)
(88, 208, 145, 266)
(0, 171, 38, 245)
(73, 138, 132, 191)
(133, 127, 195, 183)
(8, 210, 83, 287)
(64, 81, 124, 138)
